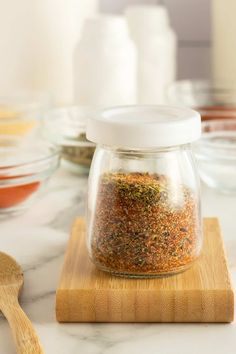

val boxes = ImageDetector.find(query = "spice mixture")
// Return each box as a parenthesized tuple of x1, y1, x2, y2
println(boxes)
(91, 172, 201, 276)
(197, 105, 236, 121)
(0, 108, 36, 135)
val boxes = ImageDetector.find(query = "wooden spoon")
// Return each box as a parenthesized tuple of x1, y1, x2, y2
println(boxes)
(0, 252, 44, 354)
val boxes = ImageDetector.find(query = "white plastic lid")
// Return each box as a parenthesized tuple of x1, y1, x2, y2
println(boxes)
(86, 105, 201, 149)
(80, 15, 130, 42)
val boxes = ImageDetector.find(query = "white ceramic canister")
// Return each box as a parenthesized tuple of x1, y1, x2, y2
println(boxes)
(125, 4, 177, 104)
(31, 0, 99, 105)
(0, 0, 98, 104)
(73, 15, 137, 106)
(212, 0, 236, 89)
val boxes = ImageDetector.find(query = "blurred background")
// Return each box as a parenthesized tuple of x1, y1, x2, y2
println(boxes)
(101, 0, 211, 79)
(0, 0, 211, 101)
(2, 0, 236, 215)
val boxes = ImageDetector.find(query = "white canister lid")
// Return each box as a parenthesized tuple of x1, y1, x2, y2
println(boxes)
(86, 105, 201, 149)
(80, 15, 130, 42)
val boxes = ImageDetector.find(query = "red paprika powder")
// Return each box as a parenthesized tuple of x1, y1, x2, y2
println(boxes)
(0, 175, 40, 208)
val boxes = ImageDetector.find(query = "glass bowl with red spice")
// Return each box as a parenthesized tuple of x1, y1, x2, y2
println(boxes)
(86, 105, 202, 278)
(168, 80, 236, 121)
(0, 135, 60, 217)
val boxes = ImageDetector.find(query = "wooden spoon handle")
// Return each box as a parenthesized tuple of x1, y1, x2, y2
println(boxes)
(0, 296, 44, 354)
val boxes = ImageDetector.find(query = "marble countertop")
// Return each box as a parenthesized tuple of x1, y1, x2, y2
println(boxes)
(0, 169, 235, 354)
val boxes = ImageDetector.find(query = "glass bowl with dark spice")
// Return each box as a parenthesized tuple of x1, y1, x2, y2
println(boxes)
(86, 105, 202, 278)
(42, 106, 96, 174)
(0, 135, 60, 217)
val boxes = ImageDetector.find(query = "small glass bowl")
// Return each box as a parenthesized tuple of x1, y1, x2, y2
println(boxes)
(0, 91, 51, 136)
(168, 80, 236, 121)
(0, 136, 60, 216)
(43, 106, 96, 174)
(194, 119, 236, 193)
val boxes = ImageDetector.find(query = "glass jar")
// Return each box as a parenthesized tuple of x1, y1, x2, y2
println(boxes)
(86, 106, 202, 278)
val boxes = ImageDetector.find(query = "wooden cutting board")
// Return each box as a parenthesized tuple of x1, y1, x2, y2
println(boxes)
(56, 218, 234, 323)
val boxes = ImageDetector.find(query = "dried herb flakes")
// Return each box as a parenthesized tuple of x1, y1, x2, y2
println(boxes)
(91, 172, 201, 277)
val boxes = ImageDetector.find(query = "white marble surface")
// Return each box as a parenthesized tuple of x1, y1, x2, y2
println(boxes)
(0, 169, 235, 354)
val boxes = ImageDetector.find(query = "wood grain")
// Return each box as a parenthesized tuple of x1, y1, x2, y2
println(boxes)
(0, 252, 44, 354)
(56, 218, 234, 323)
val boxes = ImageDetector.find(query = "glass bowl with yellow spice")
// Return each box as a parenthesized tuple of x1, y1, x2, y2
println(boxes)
(42, 106, 96, 174)
(86, 105, 202, 278)
(0, 91, 50, 137)
(0, 135, 60, 217)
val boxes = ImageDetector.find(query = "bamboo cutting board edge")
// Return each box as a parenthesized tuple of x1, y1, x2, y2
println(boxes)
(56, 217, 234, 323)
